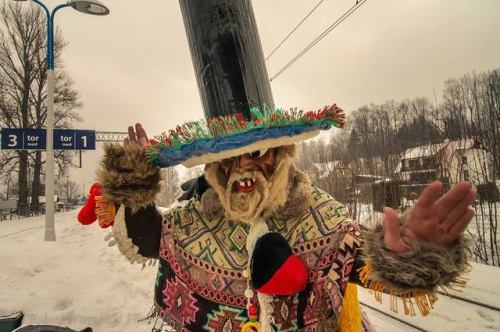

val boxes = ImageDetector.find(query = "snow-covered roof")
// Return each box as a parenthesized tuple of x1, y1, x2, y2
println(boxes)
(355, 174, 391, 184)
(402, 139, 477, 160)
(402, 143, 445, 159)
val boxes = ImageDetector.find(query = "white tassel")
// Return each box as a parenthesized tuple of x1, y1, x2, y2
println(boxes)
(246, 219, 274, 331)
(257, 292, 274, 332)
(246, 218, 269, 254)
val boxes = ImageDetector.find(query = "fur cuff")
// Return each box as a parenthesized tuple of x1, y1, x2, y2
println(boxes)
(362, 223, 470, 291)
(359, 223, 470, 316)
(97, 143, 161, 212)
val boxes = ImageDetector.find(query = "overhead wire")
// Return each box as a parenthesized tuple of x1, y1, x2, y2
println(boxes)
(269, 0, 369, 82)
(265, 0, 326, 61)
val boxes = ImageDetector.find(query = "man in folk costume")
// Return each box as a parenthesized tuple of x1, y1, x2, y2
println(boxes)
(86, 1, 475, 331)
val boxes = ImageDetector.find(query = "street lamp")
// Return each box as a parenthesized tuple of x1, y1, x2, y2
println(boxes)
(68, 0, 110, 15)
(13, 0, 110, 241)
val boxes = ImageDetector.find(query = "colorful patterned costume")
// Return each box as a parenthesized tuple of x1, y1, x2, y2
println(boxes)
(124, 189, 361, 331)
(96, 144, 469, 332)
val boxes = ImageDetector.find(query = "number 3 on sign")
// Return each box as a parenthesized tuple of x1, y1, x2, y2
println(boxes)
(8, 134, 17, 147)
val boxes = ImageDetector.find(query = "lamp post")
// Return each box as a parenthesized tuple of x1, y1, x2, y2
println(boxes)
(13, 0, 109, 241)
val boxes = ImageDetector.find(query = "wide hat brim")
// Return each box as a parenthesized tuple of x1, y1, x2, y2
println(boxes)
(146, 104, 345, 168)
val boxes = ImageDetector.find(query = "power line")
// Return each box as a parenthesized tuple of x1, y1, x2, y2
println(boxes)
(265, 0, 326, 61)
(270, 0, 368, 82)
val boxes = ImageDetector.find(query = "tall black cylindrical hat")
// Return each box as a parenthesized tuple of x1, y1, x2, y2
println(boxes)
(179, 0, 274, 120)
(147, 1, 345, 168)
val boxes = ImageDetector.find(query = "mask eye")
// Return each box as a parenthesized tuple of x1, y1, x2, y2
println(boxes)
(250, 148, 269, 158)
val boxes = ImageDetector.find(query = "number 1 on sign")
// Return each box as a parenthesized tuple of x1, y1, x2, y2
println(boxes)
(81, 135, 87, 148)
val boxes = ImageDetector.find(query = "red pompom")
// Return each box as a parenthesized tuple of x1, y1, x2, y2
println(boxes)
(257, 255, 308, 296)
(77, 183, 101, 225)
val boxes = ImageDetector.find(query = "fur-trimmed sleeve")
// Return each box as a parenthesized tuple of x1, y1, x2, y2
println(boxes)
(97, 143, 162, 212)
(358, 223, 471, 316)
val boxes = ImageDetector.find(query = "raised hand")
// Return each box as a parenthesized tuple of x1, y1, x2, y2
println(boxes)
(124, 123, 150, 149)
(383, 181, 476, 253)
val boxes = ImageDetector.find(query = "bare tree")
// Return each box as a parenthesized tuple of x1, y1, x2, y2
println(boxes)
(0, 3, 82, 215)
(441, 70, 500, 266)
(296, 70, 499, 267)
(157, 167, 180, 207)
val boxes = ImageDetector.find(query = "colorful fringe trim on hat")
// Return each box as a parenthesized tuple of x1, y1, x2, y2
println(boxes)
(146, 104, 344, 167)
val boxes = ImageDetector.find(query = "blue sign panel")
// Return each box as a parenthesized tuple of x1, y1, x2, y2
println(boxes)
(2, 128, 46, 150)
(1, 128, 24, 150)
(23, 129, 46, 150)
(54, 129, 96, 150)
(2, 128, 95, 150)
(75, 130, 96, 150)
(54, 129, 75, 150)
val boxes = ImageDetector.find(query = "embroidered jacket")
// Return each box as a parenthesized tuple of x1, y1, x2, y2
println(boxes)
(98, 144, 470, 332)
(114, 187, 371, 331)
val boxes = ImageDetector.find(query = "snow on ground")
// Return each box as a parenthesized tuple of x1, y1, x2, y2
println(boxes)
(359, 262, 500, 331)
(0, 210, 156, 332)
(1, 209, 500, 331)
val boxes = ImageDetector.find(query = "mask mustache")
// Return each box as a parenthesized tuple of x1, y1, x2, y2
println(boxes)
(228, 170, 262, 190)
(225, 170, 269, 222)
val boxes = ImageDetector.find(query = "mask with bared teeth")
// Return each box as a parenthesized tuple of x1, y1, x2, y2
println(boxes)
(204, 145, 296, 223)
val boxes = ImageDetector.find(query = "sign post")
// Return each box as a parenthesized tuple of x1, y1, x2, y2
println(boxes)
(1, 127, 96, 241)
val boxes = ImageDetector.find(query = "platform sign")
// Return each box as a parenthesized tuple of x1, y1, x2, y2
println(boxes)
(1, 128, 23, 149)
(54, 129, 96, 150)
(75, 130, 96, 150)
(24, 129, 46, 149)
(1, 128, 46, 150)
(2, 128, 95, 150)
(54, 129, 75, 149)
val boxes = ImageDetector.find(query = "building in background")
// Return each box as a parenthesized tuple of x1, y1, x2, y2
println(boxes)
(396, 139, 494, 195)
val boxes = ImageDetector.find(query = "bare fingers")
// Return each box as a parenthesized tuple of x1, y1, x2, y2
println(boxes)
(383, 207, 407, 253)
(128, 125, 137, 143)
(440, 189, 476, 231)
(135, 123, 150, 148)
(448, 207, 476, 241)
(431, 181, 471, 222)
(411, 181, 442, 219)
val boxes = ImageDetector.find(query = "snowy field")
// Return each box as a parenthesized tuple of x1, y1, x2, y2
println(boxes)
(0, 210, 156, 332)
(1, 210, 500, 332)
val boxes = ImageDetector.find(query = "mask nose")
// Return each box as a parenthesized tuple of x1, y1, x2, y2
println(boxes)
(236, 153, 257, 173)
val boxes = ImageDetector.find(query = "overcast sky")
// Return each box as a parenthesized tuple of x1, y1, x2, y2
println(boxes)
(33, 0, 500, 193)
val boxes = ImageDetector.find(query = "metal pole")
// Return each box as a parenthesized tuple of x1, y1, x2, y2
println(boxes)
(66, 176, 69, 207)
(32, 0, 68, 241)
(31, 0, 56, 241)
(24, 0, 107, 240)
(45, 67, 56, 241)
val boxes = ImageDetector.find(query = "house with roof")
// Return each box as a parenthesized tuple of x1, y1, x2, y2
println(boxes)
(396, 138, 493, 195)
